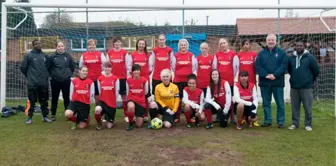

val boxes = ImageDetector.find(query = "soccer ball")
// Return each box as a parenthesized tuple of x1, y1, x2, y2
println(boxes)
(151, 117, 163, 129)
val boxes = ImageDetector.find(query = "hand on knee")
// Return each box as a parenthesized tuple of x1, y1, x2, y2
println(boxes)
(65, 110, 73, 117)
(164, 121, 172, 128)
(149, 101, 158, 109)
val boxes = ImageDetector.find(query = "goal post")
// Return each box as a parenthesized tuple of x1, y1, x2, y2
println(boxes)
(1, 2, 335, 116)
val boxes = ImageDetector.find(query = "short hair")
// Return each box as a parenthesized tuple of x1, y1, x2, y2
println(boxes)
(103, 61, 112, 68)
(87, 39, 96, 45)
(178, 39, 189, 51)
(80, 65, 88, 70)
(187, 73, 197, 81)
(55, 40, 64, 47)
(218, 38, 229, 48)
(158, 34, 166, 38)
(132, 64, 141, 72)
(32, 39, 39, 46)
(112, 37, 122, 44)
(239, 70, 249, 77)
(266, 34, 277, 40)
(160, 69, 172, 78)
(241, 39, 250, 47)
(200, 42, 208, 48)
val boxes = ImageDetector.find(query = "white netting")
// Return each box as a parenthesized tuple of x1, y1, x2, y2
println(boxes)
(1, 5, 335, 115)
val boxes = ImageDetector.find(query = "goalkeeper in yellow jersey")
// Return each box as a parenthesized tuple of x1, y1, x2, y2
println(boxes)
(148, 69, 180, 129)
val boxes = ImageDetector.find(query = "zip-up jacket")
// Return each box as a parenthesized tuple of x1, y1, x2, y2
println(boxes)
(49, 51, 74, 82)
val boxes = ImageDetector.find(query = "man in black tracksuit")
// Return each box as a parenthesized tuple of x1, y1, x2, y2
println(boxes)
(20, 40, 51, 124)
(48, 41, 74, 121)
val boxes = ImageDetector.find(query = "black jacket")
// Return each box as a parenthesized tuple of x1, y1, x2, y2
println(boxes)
(48, 51, 74, 82)
(288, 50, 320, 89)
(20, 49, 49, 87)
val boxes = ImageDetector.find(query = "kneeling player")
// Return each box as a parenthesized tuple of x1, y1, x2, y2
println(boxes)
(65, 66, 95, 129)
(148, 69, 180, 129)
(94, 62, 119, 130)
(125, 64, 149, 131)
(183, 74, 205, 128)
(203, 69, 231, 129)
(233, 71, 258, 130)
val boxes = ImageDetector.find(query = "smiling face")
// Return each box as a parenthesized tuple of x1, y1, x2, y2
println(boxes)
(266, 34, 277, 49)
(88, 41, 96, 52)
(113, 40, 121, 49)
(219, 38, 229, 51)
(187, 78, 196, 91)
(243, 41, 250, 51)
(79, 67, 88, 79)
(211, 70, 219, 83)
(33, 40, 42, 51)
(56, 42, 65, 53)
(179, 41, 188, 53)
(137, 40, 146, 51)
(158, 35, 166, 47)
(200, 43, 209, 56)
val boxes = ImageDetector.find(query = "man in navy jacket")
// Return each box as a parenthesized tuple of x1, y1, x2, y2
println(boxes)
(255, 34, 288, 128)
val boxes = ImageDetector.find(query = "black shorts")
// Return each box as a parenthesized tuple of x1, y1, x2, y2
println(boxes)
(230, 86, 234, 96)
(234, 103, 255, 117)
(204, 103, 229, 127)
(97, 101, 116, 122)
(67, 101, 90, 122)
(152, 79, 162, 94)
(201, 88, 207, 98)
(93, 80, 100, 96)
(119, 79, 126, 95)
(175, 82, 187, 98)
(151, 102, 175, 124)
(127, 100, 145, 117)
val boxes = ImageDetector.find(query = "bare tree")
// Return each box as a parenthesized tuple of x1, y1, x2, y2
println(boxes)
(164, 20, 171, 26)
(185, 18, 198, 25)
(41, 12, 73, 28)
(285, 9, 299, 18)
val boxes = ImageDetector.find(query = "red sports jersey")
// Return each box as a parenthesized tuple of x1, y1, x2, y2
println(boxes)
(238, 51, 257, 84)
(152, 46, 173, 80)
(83, 51, 103, 81)
(236, 82, 254, 102)
(131, 52, 150, 80)
(196, 54, 214, 89)
(174, 51, 193, 83)
(213, 80, 228, 107)
(71, 78, 93, 104)
(183, 87, 203, 104)
(127, 76, 147, 108)
(98, 74, 119, 108)
(215, 50, 236, 86)
(108, 49, 128, 79)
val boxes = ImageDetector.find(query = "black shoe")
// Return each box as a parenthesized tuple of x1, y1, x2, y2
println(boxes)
(205, 123, 213, 129)
(185, 123, 192, 128)
(278, 124, 285, 128)
(51, 115, 56, 121)
(195, 118, 200, 127)
(127, 122, 134, 131)
(261, 123, 272, 127)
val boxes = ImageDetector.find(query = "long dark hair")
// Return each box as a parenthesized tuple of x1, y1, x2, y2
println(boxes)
(136, 39, 148, 55)
(209, 69, 221, 97)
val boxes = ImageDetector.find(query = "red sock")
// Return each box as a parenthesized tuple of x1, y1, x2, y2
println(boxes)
(176, 101, 181, 120)
(127, 111, 135, 123)
(68, 115, 77, 123)
(94, 112, 102, 124)
(204, 109, 212, 123)
(86, 116, 91, 124)
(122, 101, 127, 117)
(184, 111, 192, 123)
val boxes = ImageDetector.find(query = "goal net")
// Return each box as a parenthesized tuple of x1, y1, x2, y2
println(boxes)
(1, 3, 335, 116)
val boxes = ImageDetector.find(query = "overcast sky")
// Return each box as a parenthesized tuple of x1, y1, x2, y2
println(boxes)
(6, 0, 336, 26)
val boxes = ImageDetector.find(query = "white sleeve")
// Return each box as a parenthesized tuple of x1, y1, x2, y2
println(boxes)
(101, 53, 107, 71)
(69, 81, 74, 101)
(170, 51, 175, 71)
(233, 55, 239, 79)
(212, 55, 217, 69)
(115, 79, 120, 105)
(233, 85, 252, 106)
(125, 81, 129, 98)
(182, 89, 194, 107)
(149, 52, 155, 73)
(126, 54, 133, 74)
(90, 83, 95, 103)
(192, 55, 198, 74)
(145, 81, 149, 95)
(171, 54, 176, 72)
(97, 80, 101, 95)
(199, 92, 205, 113)
(252, 85, 258, 113)
(79, 55, 84, 68)
(204, 86, 214, 104)
(223, 82, 232, 114)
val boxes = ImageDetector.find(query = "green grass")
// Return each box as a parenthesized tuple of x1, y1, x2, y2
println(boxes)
(0, 101, 335, 166)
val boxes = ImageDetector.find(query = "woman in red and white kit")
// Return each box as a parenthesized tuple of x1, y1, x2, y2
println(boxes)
(65, 66, 95, 129)
(79, 39, 107, 102)
(183, 74, 205, 128)
(213, 38, 239, 124)
(125, 64, 149, 131)
(171, 39, 197, 123)
(107, 37, 129, 123)
(94, 61, 119, 130)
(196, 42, 214, 95)
(237, 39, 257, 85)
(203, 69, 231, 129)
(126, 39, 151, 122)
(149, 34, 174, 93)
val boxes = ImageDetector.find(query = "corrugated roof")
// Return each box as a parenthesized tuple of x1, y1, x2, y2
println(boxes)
(237, 16, 336, 36)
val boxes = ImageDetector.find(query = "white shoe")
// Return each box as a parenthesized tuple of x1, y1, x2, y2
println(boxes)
(288, 125, 298, 130)
(124, 117, 129, 123)
(305, 126, 312, 131)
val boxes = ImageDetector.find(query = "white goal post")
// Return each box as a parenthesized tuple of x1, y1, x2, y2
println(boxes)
(1, 3, 336, 116)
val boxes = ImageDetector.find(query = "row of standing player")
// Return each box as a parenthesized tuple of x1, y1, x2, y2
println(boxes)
(65, 34, 258, 130)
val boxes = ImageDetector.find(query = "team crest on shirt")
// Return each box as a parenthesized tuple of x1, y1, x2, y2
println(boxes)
(86, 84, 89, 89)
(251, 56, 254, 60)
(170, 89, 174, 94)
